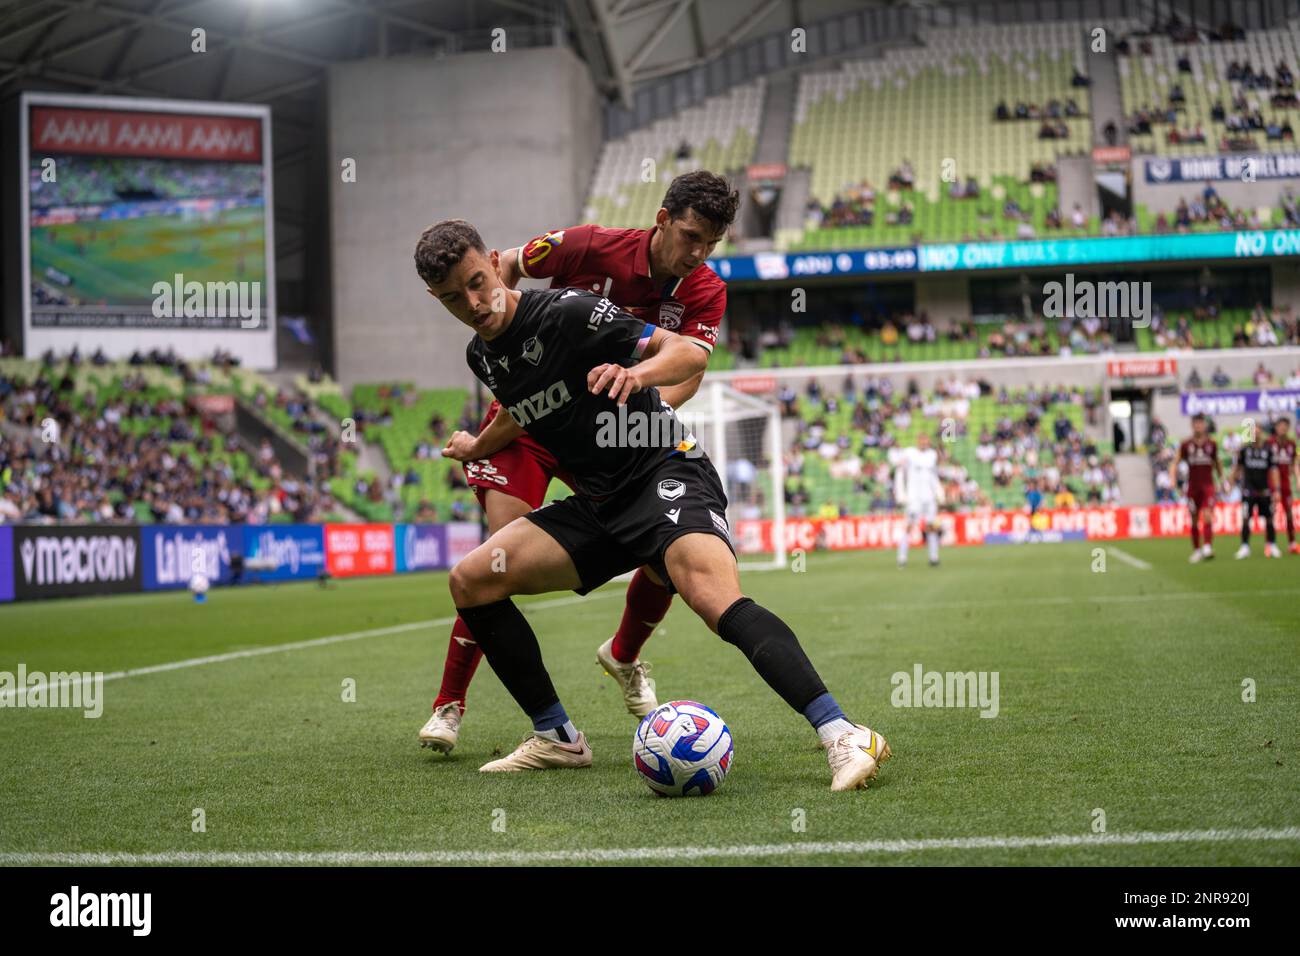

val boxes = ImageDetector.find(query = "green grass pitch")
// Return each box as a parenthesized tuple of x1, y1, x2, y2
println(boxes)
(0, 538, 1297, 866)
(30, 206, 266, 306)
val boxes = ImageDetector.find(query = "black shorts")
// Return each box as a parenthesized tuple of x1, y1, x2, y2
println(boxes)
(1242, 493, 1272, 515)
(524, 454, 735, 595)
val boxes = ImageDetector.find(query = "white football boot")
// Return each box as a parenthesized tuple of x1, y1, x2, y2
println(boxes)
(1188, 549, 1204, 564)
(418, 702, 463, 753)
(479, 732, 592, 772)
(824, 724, 892, 792)
(596, 637, 658, 717)
(1200, 543, 1214, 560)
(1265, 543, 1282, 559)
(1235, 543, 1251, 560)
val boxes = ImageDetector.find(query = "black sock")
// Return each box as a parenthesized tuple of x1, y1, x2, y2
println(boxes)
(717, 597, 828, 712)
(456, 599, 560, 719)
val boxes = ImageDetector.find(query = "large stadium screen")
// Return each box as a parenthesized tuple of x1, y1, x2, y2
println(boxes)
(20, 93, 276, 368)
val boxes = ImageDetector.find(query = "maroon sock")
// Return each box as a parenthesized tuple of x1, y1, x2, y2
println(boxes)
(610, 569, 673, 663)
(432, 616, 484, 710)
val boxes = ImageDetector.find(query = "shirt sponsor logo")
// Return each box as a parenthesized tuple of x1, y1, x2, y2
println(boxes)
(657, 479, 686, 501)
(586, 297, 617, 331)
(507, 380, 572, 426)
(524, 230, 565, 269)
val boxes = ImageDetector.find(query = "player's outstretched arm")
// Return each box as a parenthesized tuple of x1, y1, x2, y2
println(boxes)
(588, 328, 707, 405)
(442, 412, 525, 462)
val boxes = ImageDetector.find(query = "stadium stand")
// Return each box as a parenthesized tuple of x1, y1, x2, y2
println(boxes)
(785, 22, 1108, 251)
(0, 356, 345, 524)
(583, 80, 764, 235)
(1119, 21, 1300, 158)
(777, 376, 1108, 516)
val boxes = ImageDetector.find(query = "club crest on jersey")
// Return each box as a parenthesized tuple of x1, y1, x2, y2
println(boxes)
(658, 301, 685, 330)
(657, 479, 686, 501)
(521, 336, 543, 365)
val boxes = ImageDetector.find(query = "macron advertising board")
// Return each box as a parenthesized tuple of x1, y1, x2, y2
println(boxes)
(12, 525, 142, 600)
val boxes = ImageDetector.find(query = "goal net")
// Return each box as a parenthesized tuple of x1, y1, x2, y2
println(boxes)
(675, 381, 787, 571)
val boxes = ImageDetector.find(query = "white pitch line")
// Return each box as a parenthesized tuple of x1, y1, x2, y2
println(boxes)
(1106, 546, 1153, 570)
(3, 826, 1297, 866)
(0, 591, 613, 705)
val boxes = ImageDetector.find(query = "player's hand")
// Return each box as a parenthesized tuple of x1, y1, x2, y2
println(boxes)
(588, 363, 645, 405)
(440, 430, 479, 462)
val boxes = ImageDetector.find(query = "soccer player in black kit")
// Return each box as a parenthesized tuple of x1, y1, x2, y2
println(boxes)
(1233, 430, 1280, 559)
(415, 219, 891, 791)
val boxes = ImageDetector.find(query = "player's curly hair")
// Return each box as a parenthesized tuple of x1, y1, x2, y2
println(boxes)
(414, 219, 486, 287)
(661, 170, 740, 231)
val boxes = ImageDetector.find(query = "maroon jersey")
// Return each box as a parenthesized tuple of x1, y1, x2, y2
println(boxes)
(1267, 436, 1296, 495)
(1178, 437, 1218, 487)
(515, 223, 725, 353)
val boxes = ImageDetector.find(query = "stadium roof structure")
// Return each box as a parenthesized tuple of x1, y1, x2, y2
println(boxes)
(0, 0, 946, 322)
(0, 1, 908, 113)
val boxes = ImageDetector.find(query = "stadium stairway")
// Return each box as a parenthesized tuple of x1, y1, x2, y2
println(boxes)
(354, 436, 392, 489)
(1087, 35, 1127, 147)
(754, 72, 796, 167)
(1115, 452, 1155, 506)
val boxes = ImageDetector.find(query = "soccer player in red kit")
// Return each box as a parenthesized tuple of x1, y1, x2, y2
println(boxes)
(1170, 413, 1223, 563)
(418, 171, 738, 752)
(1266, 417, 1298, 553)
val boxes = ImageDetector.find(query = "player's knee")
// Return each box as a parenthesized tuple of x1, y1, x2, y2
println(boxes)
(674, 572, 739, 632)
(449, 561, 498, 608)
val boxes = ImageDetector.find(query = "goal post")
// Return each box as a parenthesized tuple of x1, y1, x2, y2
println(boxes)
(675, 381, 787, 571)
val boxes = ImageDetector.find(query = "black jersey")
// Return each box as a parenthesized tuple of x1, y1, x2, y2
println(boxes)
(466, 287, 700, 499)
(1240, 444, 1273, 495)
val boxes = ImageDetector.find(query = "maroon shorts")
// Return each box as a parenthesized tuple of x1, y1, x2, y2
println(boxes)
(464, 402, 573, 510)
(1187, 484, 1216, 511)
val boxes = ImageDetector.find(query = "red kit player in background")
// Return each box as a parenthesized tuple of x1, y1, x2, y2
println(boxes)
(1171, 413, 1224, 564)
(1266, 417, 1299, 553)
(418, 170, 740, 752)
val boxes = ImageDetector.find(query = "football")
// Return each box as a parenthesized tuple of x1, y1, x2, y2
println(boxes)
(633, 700, 734, 797)
(188, 574, 210, 596)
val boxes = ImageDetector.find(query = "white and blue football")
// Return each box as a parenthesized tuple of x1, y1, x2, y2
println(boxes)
(633, 700, 733, 797)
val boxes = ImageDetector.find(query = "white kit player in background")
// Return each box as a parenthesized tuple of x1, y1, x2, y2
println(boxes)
(893, 432, 945, 568)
